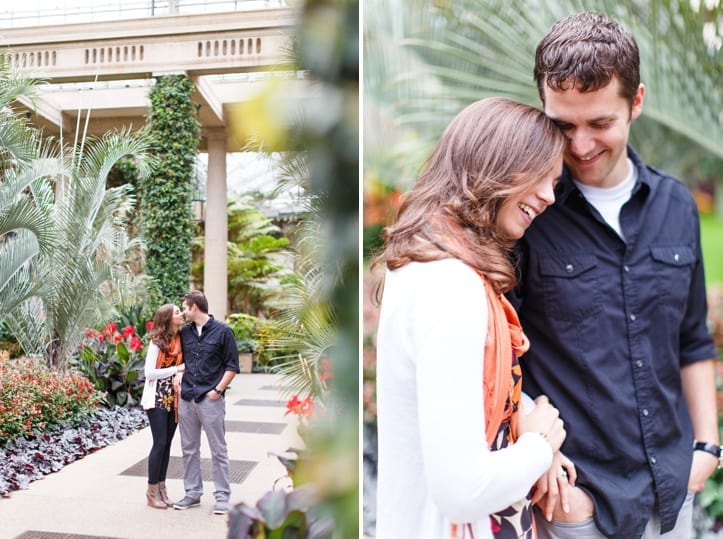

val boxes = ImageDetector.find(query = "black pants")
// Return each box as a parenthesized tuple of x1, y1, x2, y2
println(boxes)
(146, 407, 177, 484)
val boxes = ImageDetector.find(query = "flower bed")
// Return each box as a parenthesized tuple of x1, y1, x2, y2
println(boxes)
(0, 357, 102, 445)
(0, 405, 148, 497)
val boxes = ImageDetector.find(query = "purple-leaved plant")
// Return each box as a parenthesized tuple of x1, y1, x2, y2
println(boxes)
(0, 406, 148, 497)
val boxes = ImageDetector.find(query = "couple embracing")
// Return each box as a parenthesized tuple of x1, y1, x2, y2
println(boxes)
(140, 290, 240, 516)
(374, 11, 719, 539)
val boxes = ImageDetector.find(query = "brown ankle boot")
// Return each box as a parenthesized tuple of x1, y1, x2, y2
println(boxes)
(146, 483, 167, 509)
(158, 481, 173, 507)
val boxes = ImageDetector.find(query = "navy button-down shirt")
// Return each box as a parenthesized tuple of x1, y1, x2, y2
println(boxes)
(510, 146, 716, 537)
(180, 316, 240, 402)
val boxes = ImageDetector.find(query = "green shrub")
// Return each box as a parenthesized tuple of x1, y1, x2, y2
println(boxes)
(255, 321, 295, 369)
(227, 313, 259, 353)
(0, 357, 102, 446)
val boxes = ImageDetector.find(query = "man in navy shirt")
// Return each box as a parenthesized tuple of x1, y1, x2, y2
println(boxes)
(172, 290, 240, 515)
(512, 12, 719, 538)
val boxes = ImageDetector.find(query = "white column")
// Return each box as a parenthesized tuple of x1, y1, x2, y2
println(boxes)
(203, 128, 228, 320)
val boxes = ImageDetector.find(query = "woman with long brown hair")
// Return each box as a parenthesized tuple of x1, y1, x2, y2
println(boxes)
(373, 97, 573, 538)
(140, 303, 185, 509)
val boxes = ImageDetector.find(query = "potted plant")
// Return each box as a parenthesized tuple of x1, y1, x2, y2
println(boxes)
(226, 313, 259, 374)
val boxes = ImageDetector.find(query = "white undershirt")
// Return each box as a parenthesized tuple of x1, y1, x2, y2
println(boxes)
(573, 158, 636, 239)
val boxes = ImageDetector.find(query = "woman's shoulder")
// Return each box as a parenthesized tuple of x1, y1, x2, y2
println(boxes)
(390, 259, 483, 287)
(383, 259, 486, 312)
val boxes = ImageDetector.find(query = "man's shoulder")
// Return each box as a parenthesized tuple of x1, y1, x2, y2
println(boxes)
(207, 316, 231, 330)
(180, 323, 194, 335)
(629, 147, 690, 194)
(206, 317, 235, 338)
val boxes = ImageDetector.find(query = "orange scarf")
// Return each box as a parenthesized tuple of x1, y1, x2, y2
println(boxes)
(451, 275, 530, 539)
(156, 334, 183, 422)
(481, 274, 529, 446)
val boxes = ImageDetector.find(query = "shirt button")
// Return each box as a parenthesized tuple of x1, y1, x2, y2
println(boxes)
(642, 409, 649, 416)
(674, 253, 680, 262)
(636, 360, 643, 368)
(623, 265, 630, 273)
(630, 314, 636, 321)
(565, 264, 574, 273)
(650, 456, 657, 465)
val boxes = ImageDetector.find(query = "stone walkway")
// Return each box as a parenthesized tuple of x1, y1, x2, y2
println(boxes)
(0, 373, 301, 539)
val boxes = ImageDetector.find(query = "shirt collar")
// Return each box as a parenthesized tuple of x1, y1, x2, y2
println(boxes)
(554, 145, 653, 207)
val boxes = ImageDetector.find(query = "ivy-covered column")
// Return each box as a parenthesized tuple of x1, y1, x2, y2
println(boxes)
(143, 74, 201, 305)
(204, 127, 228, 318)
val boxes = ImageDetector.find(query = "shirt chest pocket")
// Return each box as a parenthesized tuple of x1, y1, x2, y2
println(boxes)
(538, 254, 602, 321)
(649, 245, 696, 311)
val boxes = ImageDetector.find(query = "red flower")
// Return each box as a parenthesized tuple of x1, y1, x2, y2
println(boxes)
(284, 395, 315, 418)
(113, 333, 123, 344)
(145, 321, 154, 331)
(285, 395, 302, 416)
(122, 325, 135, 338)
(319, 358, 332, 383)
(105, 322, 118, 334)
(129, 336, 143, 352)
(84, 329, 96, 339)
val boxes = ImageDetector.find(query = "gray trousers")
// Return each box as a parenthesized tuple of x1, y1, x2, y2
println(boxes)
(178, 396, 230, 502)
(536, 490, 695, 539)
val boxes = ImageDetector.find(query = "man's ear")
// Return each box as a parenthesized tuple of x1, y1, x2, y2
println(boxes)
(631, 83, 645, 121)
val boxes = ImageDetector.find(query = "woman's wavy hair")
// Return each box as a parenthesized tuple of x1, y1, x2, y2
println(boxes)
(373, 97, 565, 295)
(149, 303, 178, 352)
(534, 12, 640, 108)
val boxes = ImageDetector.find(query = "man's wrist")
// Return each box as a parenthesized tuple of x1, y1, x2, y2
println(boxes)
(212, 387, 223, 395)
(693, 441, 723, 468)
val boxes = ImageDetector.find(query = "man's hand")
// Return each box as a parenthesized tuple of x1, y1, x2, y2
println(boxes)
(689, 450, 719, 492)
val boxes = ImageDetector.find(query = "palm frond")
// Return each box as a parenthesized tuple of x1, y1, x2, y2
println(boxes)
(365, 0, 722, 185)
(0, 229, 40, 313)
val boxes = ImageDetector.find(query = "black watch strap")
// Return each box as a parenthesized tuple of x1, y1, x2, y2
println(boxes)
(693, 441, 722, 459)
(213, 387, 223, 395)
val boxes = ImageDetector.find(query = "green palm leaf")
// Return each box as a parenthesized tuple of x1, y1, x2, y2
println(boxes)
(365, 0, 722, 189)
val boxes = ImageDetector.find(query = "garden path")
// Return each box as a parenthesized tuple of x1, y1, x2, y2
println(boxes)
(0, 373, 301, 539)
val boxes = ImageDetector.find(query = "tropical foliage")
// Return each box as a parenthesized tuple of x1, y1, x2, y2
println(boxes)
(227, 0, 359, 536)
(0, 62, 53, 322)
(192, 196, 291, 317)
(364, 0, 722, 195)
(3, 132, 152, 369)
(69, 320, 150, 407)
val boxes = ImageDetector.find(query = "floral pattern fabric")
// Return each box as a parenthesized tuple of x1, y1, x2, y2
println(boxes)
(489, 352, 534, 539)
(154, 349, 177, 412)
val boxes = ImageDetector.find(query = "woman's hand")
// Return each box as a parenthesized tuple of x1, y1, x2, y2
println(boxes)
(173, 372, 183, 393)
(518, 395, 566, 453)
(531, 451, 577, 522)
(176, 363, 185, 373)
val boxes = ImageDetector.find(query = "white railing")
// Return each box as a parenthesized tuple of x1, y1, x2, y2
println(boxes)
(0, 0, 287, 28)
